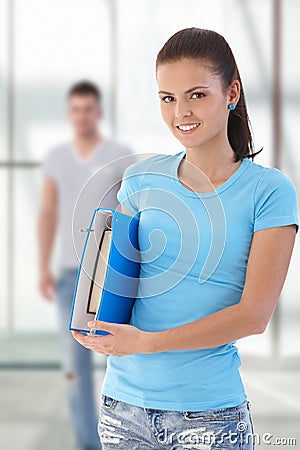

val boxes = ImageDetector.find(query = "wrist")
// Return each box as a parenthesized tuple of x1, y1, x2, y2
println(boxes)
(39, 265, 50, 275)
(139, 330, 161, 354)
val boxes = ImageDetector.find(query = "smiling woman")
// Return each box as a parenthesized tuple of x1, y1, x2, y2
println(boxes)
(71, 27, 299, 450)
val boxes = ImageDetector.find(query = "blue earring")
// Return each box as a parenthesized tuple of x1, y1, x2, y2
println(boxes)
(229, 103, 236, 110)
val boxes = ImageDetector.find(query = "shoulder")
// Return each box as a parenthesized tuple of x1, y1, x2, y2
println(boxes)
(123, 151, 182, 177)
(251, 161, 298, 232)
(41, 142, 72, 180)
(102, 138, 141, 173)
(244, 158, 296, 196)
(117, 152, 179, 213)
(253, 163, 297, 199)
(104, 138, 135, 157)
(43, 141, 70, 163)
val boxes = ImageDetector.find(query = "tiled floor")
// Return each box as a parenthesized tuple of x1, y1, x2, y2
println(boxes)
(1, 361, 299, 450)
(1, 368, 104, 450)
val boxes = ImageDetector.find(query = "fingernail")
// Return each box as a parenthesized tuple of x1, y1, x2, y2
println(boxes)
(87, 321, 94, 327)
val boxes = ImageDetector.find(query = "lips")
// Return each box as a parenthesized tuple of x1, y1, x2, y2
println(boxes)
(176, 122, 201, 134)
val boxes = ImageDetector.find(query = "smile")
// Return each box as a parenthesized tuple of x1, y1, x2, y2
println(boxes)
(176, 122, 201, 134)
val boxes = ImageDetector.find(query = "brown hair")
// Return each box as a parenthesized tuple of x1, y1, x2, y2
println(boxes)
(67, 79, 102, 104)
(156, 27, 263, 161)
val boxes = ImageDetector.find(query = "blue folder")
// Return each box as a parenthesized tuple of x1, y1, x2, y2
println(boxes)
(68, 208, 140, 336)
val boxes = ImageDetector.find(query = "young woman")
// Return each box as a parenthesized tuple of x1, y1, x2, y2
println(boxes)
(72, 28, 299, 449)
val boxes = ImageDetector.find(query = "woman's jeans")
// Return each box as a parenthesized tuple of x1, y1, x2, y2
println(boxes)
(98, 395, 255, 449)
(56, 267, 101, 450)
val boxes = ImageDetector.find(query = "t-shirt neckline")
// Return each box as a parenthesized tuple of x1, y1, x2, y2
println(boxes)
(171, 150, 250, 198)
(70, 137, 109, 164)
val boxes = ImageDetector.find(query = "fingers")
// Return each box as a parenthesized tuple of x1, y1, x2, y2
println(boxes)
(71, 331, 95, 349)
(71, 331, 109, 354)
(39, 277, 56, 301)
(87, 320, 121, 334)
(41, 285, 53, 301)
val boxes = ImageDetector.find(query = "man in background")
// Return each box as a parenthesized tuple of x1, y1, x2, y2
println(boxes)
(38, 80, 136, 450)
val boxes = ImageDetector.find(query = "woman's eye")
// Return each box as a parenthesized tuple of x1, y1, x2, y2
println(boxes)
(162, 96, 174, 103)
(191, 92, 205, 99)
(161, 93, 204, 102)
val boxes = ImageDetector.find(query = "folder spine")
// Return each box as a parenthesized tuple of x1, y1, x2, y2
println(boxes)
(68, 208, 98, 334)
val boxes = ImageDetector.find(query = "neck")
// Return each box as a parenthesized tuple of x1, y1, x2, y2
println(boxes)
(73, 130, 103, 156)
(184, 129, 238, 180)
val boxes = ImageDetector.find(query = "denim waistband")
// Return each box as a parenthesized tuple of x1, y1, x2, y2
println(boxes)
(202, 399, 249, 415)
(102, 394, 249, 415)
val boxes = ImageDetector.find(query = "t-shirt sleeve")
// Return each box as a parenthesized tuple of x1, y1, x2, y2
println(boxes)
(117, 163, 141, 216)
(253, 168, 299, 234)
(41, 148, 57, 180)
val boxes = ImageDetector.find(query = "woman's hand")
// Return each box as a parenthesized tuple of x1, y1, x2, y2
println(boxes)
(71, 320, 151, 356)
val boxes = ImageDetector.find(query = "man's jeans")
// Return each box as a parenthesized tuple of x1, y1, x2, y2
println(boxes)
(98, 395, 255, 449)
(56, 267, 101, 450)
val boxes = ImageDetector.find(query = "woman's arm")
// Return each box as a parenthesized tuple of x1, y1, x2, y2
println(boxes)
(72, 223, 297, 356)
(144, 224, 297, 353)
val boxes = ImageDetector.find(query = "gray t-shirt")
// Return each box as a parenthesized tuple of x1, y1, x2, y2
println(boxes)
(41, 137, 138, 269)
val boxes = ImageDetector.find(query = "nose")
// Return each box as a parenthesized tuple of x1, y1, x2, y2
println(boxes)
(174, 98, 192, 122)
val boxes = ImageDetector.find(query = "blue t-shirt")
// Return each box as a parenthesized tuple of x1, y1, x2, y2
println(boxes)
(102, 150, 299, 411)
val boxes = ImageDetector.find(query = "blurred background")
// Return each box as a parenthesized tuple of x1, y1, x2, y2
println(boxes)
(0, 0, 299, 449)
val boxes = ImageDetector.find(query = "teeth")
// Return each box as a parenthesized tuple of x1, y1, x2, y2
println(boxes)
(178, 123, 200, 131)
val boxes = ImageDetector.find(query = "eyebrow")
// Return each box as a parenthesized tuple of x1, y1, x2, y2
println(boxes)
(158, 85, 210, 95)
